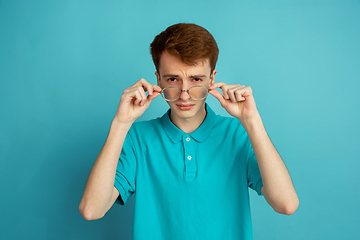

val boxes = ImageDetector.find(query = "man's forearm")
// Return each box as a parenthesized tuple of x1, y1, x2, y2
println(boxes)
(241, 113, 299, 215)
(79, 119, 133, 220)
(79, 78, 160, 220)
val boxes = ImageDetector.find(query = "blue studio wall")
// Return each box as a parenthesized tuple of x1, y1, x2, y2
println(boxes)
(1, 0, 359, 239)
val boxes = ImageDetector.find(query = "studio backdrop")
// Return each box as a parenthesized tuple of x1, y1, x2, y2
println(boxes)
(1, 0, 359, 239)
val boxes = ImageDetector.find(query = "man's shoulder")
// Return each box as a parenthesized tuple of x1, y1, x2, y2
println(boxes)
(132, 117, 162, 130)
(213, 113, 243, 129)
(127, 117, 164, 140)
(210, 114, 250, 149)
(211, 113, 248, 139)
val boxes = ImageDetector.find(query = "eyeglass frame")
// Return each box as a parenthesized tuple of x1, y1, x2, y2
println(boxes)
(160, 85, 209, 102)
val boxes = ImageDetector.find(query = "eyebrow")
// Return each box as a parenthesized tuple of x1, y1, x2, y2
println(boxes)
(162, 74, 207, 78)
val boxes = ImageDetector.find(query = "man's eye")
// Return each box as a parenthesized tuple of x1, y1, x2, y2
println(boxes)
(168, 78, 177, 82)
(193, 78, 202, 82)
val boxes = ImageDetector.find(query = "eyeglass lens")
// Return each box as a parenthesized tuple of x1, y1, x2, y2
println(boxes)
(162, 86, 208, 101)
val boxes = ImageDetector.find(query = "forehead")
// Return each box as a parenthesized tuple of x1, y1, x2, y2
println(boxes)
(158, 51, 211, 76)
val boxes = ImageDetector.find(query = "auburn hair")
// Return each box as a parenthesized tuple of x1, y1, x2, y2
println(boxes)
(150, 23, 219, 74)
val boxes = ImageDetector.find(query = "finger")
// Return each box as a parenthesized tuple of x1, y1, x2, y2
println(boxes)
(144, 92, 161, 108)
(235, 86, 252, 100)
(133, 87, 146, 106)
(208, 89, 226, 106)
(209, 82, 227, 90)
(142, 83, 162, 97)
(209, 82, 231, 100)
(222, 85, 230, 100)
(128, 87, 147, 106)
(123, 88, 139, 104)
(140, 78, 155, 96)
(133, 78, 155, 96)
(222, 84, 243, 100)
(152, 84, 162, 93)
(235, 89, 245, 101)
(241, 86, 252, 97)
(228, 88, 237, 103)
(133, 78, 149, 87)
(141, 86, 162, 106)
(131, 90, 144, 105)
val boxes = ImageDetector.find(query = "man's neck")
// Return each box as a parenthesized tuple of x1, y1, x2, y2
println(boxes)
(170, 108, 207, 134)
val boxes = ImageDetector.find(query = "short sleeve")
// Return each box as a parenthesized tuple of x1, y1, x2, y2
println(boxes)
(247, 144, 263, 196)
(114, 130, 137, 205)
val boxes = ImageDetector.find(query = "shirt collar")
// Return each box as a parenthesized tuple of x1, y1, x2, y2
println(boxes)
(160, 103, 217, 143)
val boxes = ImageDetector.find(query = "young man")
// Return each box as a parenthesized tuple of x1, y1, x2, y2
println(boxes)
(79, 23, 299, 239)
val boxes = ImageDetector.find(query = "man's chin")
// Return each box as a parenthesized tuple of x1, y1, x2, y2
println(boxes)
(169, 102, 206, 120)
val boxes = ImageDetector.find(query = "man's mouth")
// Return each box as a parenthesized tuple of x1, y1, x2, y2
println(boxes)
(176, 104, 195, 110)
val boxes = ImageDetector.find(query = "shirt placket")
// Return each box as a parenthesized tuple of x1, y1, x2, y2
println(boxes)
(183, 135, 196, 180)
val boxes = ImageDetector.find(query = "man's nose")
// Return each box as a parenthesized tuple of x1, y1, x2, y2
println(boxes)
(180, 90, 190, 100)
(179, 83, 190, 100)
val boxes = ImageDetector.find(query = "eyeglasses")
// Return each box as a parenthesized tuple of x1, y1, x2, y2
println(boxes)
(161, 86, 208, 101)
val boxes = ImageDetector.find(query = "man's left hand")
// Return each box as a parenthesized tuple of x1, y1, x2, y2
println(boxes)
(209, 82, 259, 122)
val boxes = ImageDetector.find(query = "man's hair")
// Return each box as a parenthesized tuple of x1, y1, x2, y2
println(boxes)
(150, 23, 219, 74)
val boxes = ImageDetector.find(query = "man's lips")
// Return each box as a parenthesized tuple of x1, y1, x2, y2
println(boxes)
(176, 104, 195, 110)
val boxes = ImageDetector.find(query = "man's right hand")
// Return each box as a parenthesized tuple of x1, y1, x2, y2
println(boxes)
(114, 78, 162, 125)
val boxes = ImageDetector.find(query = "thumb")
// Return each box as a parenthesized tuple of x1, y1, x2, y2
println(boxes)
(144, 92, 161, 108)
(209, 89, 226, 106)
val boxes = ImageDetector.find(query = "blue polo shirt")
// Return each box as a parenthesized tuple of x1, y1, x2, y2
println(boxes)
(114, 104, 263, 240)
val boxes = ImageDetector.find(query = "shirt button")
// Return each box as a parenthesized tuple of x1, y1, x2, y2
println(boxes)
(186, 137, 190, 142)
(187, 156, 192, 160)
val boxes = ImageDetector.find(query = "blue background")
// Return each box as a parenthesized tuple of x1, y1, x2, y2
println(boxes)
(1, 0, 359, 239)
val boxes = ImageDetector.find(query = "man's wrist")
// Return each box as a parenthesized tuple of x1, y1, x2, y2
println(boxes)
(238, 112, 266, 136)
(111, 117, 133, 133)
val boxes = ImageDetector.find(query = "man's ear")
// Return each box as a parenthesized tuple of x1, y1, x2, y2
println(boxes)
(155, 71, 161, 86)
(210, 69, 217, 85)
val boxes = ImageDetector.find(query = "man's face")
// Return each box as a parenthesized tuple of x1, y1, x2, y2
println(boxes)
(156, 51, 216, 125)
